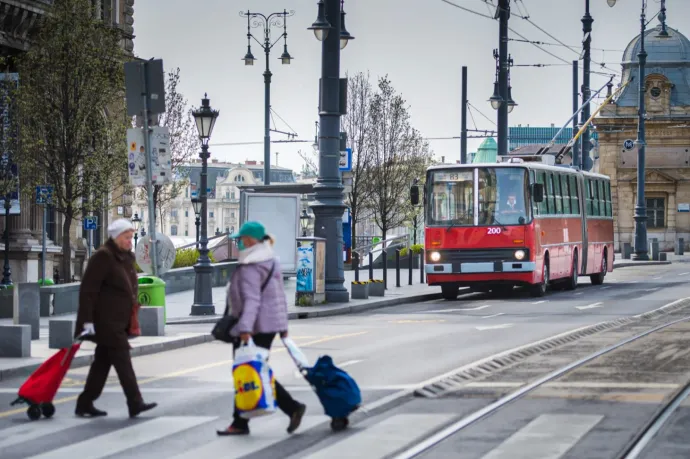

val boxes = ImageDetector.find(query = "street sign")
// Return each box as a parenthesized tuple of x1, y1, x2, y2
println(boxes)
(150, 126, 172, 184)
(124, 59, 166, 116)
(623, 139, 635, 151)
(339, 148, 352, 172)
(83, 216, 98, 231)
(135, 232, 176, 275)
(35, 185, 53, 205)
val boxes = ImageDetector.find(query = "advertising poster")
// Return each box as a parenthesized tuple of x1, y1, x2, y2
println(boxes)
(296, 241, 314, 292)
(315, 241, 325, 294)
(127, 128, 146, 187)
(150, 126, 172, 185)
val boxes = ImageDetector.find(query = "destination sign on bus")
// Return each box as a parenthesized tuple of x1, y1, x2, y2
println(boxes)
(433, 171, 471, 182)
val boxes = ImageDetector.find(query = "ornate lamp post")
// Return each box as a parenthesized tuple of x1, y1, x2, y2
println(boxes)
(307, 0, 354, 303)
(607, 0, 650, 260)
(131, 213, 141, 249)
(240, 8, 294, 185)
(191, 197, 201, 249)
(191, 94, 219, 315)
(300, 209, 312, 237)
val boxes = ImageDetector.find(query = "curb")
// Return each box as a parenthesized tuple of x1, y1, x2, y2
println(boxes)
(166, 292, 443, 325)
(0, 334, 215, 382)
(614, 261, 672, 268)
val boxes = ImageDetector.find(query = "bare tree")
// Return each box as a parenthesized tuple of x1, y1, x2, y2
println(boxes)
(138, 67, 196, 229)
(366, 76, 432, 242)
(297, 149, 318, 178)
(342, 71, 375, 251)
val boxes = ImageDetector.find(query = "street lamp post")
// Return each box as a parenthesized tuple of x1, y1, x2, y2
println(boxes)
(191, 94, 219, 315)
(608, 0, 649, 259)
(488, 0, 515, 156)
(308, 0, 354, 303)
(300, 209, 312, 237)
(191, 197, 201, 249)
(240, 8, 294, 186)
(132, 213, 141, 250)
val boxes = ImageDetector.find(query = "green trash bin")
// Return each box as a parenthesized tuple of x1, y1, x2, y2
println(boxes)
(137, 276, 167, 322)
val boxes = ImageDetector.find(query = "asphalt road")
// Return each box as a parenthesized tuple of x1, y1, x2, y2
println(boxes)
(0, 262, 689, 459)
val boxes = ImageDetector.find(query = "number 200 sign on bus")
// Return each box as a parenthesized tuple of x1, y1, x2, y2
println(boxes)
(410, 159, 614, 300)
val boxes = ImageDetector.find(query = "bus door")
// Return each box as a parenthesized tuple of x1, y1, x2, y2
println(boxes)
(578, 174, 589, 274)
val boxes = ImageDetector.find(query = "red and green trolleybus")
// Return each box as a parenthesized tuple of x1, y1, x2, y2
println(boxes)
(410, 158, 614, 299)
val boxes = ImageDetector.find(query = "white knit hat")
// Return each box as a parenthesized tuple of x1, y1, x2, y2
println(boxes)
(108, 218, 134, 240)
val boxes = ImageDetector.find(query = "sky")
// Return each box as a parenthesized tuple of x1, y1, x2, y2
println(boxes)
(132, 0, 690, 170)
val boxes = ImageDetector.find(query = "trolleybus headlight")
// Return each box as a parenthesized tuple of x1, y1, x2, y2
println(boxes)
(514, 250, 526, 261)
(430, 251, 441, 262)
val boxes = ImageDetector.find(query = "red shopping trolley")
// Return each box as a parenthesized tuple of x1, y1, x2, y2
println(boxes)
(10, 332, 87, 420)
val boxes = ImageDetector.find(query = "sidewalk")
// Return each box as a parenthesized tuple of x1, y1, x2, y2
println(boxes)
(614, 252, 688, 268)
(166, 267, 437, 324)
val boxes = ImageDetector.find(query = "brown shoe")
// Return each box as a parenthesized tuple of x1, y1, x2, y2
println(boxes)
(217, 426, 250, 436)
(287, 404, 306, 434)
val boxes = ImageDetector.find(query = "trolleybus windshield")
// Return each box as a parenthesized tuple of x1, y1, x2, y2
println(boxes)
(428, 167, 531, 227)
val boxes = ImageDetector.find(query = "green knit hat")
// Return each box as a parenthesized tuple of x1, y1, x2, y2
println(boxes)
(229, 221, 266, 240)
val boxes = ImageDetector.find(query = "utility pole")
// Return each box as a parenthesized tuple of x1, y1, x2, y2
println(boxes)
(581, 0, 593, 170)
(497, 0, 510, 156)
(572, 60, 581, 169)
(460, 66, 468, 164)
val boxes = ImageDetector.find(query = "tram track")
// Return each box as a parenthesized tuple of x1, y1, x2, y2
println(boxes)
(392, 313, 690, 459)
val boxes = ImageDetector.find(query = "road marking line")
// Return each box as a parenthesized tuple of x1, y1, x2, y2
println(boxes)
(0, 332, 368, 419)
(481, 313, 505, 319)
(480, 414, 603, 459)
(423, 305, 490, 313)
(575, 292, 584, 295)
(653, 276, 663, 280)
(601, 286, 612, 290)
(645, 287, 660, 292)
(531, 300, 547, 304)
(475, 324, 514, 331)
(679, 272, 690, 276)
(576, 302, 603, 310)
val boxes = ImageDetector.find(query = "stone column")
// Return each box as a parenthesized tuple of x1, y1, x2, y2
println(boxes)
(8, 194, 39, 246)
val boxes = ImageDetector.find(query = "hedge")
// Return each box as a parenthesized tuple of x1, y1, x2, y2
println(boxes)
(399, 244, 424, 258)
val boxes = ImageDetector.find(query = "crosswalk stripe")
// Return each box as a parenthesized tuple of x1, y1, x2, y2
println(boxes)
(169, 415, 328, 458)
(480, 414, 603, 459)
(26, 416, 216, 459)
(0, 418, 90, 449)
(301, 414, 455, 459)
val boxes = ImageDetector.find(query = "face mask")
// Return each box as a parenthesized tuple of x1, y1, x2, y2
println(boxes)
(238, 239, 245, 251)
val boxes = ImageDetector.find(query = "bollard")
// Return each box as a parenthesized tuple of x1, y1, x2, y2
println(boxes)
(651, 240, 660, 261)
(420, 249, 425, 284)
(677, 238, 685, 256)
(623, 242, 632, 259)
(353, 252, 360, 282)
(368, 252, 374, 281)
(660, 252, 668, 262)
(382, 250, 387, 290)
(408, 249, 413, 285)
(395, 249, 401, 287)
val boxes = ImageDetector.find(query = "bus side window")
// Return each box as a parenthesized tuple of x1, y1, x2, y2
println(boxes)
(570, 175, 579, 215)
(606, 181, 613, 217)
(537, 171, 548, 215)
(585, 179, 592, 216)
(548, 174, 554, 215)
(597, 180, 605, 218)
(553, 174, 563, 215)
(592, 180, 600, 216)
(561, 175, 573, 215)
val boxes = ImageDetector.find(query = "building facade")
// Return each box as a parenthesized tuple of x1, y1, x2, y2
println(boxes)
(594, 18, 690, 251)
(0, 0, 135, 282)
(131, 160, 296, 241)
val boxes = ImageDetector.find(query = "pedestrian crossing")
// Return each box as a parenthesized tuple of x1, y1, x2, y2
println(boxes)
(0, 410, 613, 459)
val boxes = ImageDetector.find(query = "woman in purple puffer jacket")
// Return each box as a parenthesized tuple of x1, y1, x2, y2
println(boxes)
(217, 221, 306, 436)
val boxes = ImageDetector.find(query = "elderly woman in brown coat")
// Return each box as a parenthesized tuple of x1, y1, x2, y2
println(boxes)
(74, 218, 157, 418)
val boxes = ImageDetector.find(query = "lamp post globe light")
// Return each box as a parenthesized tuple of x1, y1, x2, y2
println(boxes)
(131, 213, 141, 249)
(240, 8, 295, 185)
(300, 209, 312, 237)
(191, 197, 201, 249)
(191, 94, 219, 316)
(308, 0, 353, 303)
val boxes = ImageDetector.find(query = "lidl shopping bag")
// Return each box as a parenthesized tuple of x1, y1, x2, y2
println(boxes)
(233, 339, 277, 419)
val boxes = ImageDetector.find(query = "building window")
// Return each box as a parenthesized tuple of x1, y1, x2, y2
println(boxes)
(184, 230, 188, 236)
(234, 175, 245, 182)
(226, 191, 230, 199)
(209, 211, 215, 218)
(646, 198, 665, 228)
(185, 210, 189, 217)
(171, 209, 178, 218)
(171, 225, 178, 236)
(231, 191, 236, 200)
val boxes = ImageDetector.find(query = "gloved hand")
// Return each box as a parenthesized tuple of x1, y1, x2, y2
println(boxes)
(83, 322, 95, 335)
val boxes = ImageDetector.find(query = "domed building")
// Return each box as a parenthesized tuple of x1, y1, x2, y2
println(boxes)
(594, 14, 690, 252)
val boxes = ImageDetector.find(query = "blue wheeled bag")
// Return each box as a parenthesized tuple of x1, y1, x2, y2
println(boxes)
(304, 355, 362, 431)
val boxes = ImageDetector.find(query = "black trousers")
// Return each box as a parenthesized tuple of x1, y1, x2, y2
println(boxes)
(77, 345, 143, 408)
(231, 333, 301, 429)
